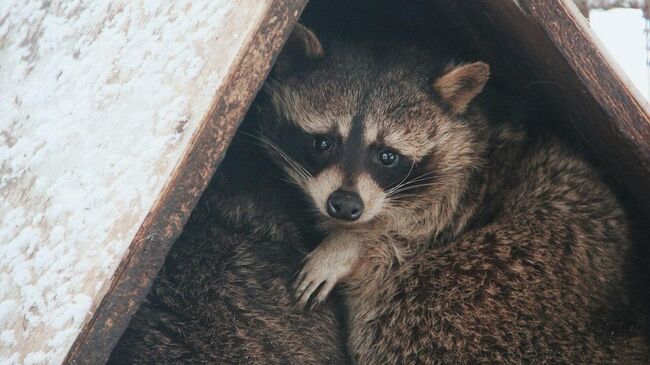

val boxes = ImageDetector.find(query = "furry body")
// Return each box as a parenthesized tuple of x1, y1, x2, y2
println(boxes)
(341, 130, 647, 364)
(108, 118, 349, 364)
(262, 26, 649, 364)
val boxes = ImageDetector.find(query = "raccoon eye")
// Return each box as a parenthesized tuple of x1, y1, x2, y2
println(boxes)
(313, 135, 333, 152)
(378, 149, 399, 167)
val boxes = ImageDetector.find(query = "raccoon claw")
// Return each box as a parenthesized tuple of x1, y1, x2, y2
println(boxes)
(292, 234, 361, 309)
(293, 265, 337, 309)
(313, 280, 336, 306)
(295, 281, 335, 310)
(293, 273, 327, 309)
(295, 278, 320, 307)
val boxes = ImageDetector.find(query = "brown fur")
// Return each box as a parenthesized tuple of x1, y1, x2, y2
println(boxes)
(108, 112, 349, 364)
(344, 131, 648, 364)
(262, 26, 649, 364)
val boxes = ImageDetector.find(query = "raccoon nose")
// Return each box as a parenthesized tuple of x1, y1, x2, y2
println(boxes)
(327, 189, 364, 221)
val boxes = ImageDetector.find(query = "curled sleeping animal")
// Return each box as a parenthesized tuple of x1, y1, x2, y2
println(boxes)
(257, 24, 649, 364)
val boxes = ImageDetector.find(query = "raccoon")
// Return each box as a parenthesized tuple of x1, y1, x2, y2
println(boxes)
(259, 25, 649, 364)
(108, 90, 349, 362)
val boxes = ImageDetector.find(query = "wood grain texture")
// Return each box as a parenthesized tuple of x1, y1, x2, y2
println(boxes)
(429, 0, 650, 215)
(1, 2, 280, 363)
(519, 0, 650, 194)
(63, 1, 307, 364)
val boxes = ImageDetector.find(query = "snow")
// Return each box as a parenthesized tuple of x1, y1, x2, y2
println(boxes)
(0, 332, 15, 347)
(590, 8, 649, 99)
(583, 0, 644, 8)
(0, 0, 267, 364)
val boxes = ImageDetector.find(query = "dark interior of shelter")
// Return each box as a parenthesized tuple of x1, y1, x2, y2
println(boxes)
(109, 0, 650, 362)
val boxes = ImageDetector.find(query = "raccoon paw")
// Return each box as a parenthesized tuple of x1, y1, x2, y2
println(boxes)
(292, 254, 341, 309)
(292, 245, 359, 309)
(292, 233, 362, 309)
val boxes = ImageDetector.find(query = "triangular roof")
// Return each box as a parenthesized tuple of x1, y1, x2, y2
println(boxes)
(1, 1, 648, 364)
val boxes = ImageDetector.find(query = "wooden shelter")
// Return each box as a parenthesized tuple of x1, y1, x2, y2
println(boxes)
(1, 0, 648, 364)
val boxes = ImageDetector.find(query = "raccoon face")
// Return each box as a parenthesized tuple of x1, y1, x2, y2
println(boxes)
(260, 25, 489, 227)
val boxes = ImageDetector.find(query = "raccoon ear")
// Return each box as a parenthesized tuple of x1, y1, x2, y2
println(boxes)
(433, 62, 490, 114)
(273, 24, 324, 77)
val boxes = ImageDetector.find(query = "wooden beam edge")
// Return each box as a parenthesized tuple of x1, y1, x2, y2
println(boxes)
(63, 1, 307, 363)
(518, 0, 650, 208)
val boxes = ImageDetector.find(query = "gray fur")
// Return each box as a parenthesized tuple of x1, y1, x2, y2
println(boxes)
(263, 26, 649, 364)
(108, 116, 349, 364)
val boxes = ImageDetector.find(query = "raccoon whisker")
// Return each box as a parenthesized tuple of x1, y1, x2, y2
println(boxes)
(387, 170, 441, 195)
(270, 146, 311, 181)
(238, 133, 272, 151)
(283, 169, 312, 189)
(254, 135, 312, 181)
(387, 175, 440, 196)
(398, 174, 437, 186)
(400, 169, 460, 187)
(388, 182, 444, 196)
(396, 182, 440, 193)
(272, 174, 303, 187)
(265, 142, 312, 180)
(407, 169, 455, 184)
(387, 161, 417, 195)
(237, 130, 264, 142)
(238, 131, 312, 180)
(405, 171, 438, 183)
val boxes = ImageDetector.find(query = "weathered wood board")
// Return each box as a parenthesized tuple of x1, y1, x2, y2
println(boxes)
(426, 0, 650, 215)
(0, 1, 304, 364)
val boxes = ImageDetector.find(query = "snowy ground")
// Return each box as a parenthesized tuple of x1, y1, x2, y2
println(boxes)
(590, 8, 649, 99)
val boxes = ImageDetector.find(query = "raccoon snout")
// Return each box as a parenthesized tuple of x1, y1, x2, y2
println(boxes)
(326, 189, 364, 221)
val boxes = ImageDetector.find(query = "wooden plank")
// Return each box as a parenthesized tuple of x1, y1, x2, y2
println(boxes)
(63, 1, 306, 364)
(431, 0, 650, 214)
(0, 1, 305, 364)
(506, 0, 650, 212)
